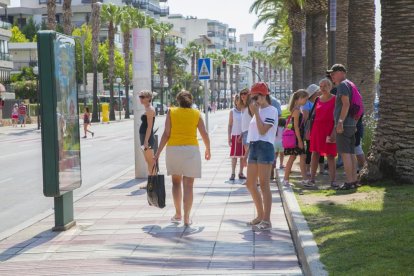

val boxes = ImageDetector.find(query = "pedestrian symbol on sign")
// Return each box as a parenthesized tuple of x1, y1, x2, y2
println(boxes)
(198, 58, 212, 80)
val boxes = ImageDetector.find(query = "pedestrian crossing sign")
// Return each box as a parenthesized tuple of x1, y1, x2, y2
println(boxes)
(198, 58, 212, 80)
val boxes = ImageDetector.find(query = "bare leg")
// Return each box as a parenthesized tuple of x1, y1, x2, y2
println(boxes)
(310, 152, 320, 181)
(83, 125, 87, 137)
(341, 153, 358, 183)
(231, 158, 237, 175)
(327, 155, 336, 183)
(171, 175, 182, 219)
(357, 154, 366, 170)
(144, 149, 155, 175)
(246, 163, 263, 220)
(182, 176, 194, 224)
(299, 154, 307, 180)
(280, 152, 284, 167)
(238, 158, 244, 175)
(258, 164, 272, 222)
(284, 155, 297, 181)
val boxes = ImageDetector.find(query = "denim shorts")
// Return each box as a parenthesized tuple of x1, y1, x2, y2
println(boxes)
(248, 141, 275, 164)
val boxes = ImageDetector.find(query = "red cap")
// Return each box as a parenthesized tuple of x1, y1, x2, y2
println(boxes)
(250, 82, 269, 96)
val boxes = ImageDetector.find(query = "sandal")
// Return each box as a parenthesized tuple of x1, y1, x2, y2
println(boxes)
(184, 220, 193, 227)
(171, 216, 181, 223)
(253, 221, 272, 231)
(339, 182, 355, 190)
(304, 180, 315, 187)
(247, 217, 262, 226)
(229, 174, 235, 181)
(238, 173, 247, 180)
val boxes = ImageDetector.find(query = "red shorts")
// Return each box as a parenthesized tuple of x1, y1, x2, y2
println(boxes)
(230, 135, 245, 158)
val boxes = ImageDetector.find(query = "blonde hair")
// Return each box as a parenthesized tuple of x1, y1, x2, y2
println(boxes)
(233, 94, 240, 107)
(288, 89, 309, 112)
(239, 88, 249, 108)
(139, 90, 153, 102)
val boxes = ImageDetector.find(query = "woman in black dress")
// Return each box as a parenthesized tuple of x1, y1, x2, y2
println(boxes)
(139, 90, 156, 175)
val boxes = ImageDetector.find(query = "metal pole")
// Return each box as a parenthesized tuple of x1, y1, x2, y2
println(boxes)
(81, 37, 87, 106)
(118, 83, 121, 120)
(37, 78, 40, 130)
(204, 79, 208, 132)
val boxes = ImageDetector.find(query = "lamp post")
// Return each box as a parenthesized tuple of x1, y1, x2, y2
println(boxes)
(116, 77, 122, 121)
(74, 35, 87, 106)
(33, 65, 40, 130)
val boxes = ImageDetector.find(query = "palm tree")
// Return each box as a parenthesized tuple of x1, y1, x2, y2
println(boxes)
(62, 0, 72, 35)
(183, 41, 198, 84)
(219, 48, 232, 108)
(347, 0, 376, 115)
(231, 53, 245, 94)
(207, 52, 221, 107)
(164, 44, 187, 97)
(248, 51, 259, 83)
(47, 0, 56, 31)
(101, 3, 121, 121)
(361, 0, 414, 183)
(145, 17, 159, 92)
(304, 0, 328, 84)
(157, 22, 173, 115)
(120, 6, 145, 119)
(90, 0, 101, 122)
(335, 0, 349, 66)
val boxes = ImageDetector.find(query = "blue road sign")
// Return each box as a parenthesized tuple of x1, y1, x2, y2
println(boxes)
(198, 58, 212, 80)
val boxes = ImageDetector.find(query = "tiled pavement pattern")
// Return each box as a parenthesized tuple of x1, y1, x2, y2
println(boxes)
(0, 122, 302, 275)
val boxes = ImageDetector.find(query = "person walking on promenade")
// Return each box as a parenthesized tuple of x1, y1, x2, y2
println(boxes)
(139, 90, 156, 175)
(18, 102, 27, 127)
(245, 82, 278, 231)
(307, 78, 337, 188)
(155, 91, 211, 226)
(11, 103, 18, 127)
(283, 90, 309, 187)
(82, 107, 94, 138)
(228, 94, 246, 181)
(328, 64, 359, 189)
(240, 88, 251, 168)
(274, 118, 286, 170)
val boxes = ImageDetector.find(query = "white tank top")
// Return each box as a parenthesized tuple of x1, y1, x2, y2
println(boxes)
(231, 108, 243, 135)
(241, 107, 252, 132)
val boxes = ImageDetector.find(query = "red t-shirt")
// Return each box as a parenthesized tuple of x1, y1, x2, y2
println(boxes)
(18, 105, 27, 115)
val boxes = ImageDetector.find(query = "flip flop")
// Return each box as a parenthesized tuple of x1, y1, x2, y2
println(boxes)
(171, 216, 182, 223)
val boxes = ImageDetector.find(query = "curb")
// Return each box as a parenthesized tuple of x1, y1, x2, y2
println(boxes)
(0, 165, 136, 242)
(277, 170, 328, 276)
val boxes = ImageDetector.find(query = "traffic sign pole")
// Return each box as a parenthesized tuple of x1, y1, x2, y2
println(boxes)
(204, 79, 209, 133)
(198, 58, 212, 133)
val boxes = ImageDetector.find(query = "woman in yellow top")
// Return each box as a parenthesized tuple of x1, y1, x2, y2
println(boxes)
(155, 91, 211, 226)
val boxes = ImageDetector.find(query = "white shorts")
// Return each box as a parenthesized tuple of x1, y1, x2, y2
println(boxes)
(355, 144, 364, 156)
(166, 146, 202, 178)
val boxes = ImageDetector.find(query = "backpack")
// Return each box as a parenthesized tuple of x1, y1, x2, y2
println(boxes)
(345, 80, 364, 121)
(282, 116, 297, 149)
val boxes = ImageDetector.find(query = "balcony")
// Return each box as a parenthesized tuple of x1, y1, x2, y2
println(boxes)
(160, 7, 169, 17)
(0, 20, 11, 30)
(0, 53, 12, 62)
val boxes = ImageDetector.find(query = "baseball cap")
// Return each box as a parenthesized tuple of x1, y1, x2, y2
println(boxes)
(250, 82, 269, 96)
(326, 64, 347, 74)
(306, 84, 320, 98)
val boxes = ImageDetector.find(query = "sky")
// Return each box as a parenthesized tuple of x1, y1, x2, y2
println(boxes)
(168, 0, 382, 66)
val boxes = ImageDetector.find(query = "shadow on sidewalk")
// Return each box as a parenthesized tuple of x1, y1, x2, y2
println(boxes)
(110, 178, 146, 197)
(0, 230, 61, 261)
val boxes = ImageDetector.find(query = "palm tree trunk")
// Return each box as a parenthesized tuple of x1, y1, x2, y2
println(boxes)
(62, 0, 72, 35)
(223, 66, 227, 108)
(150, 34, 155, 92)
(47, 0, 56, 31)
(292, 31, 303, 91)
(347, 0, 375, 115)
(217, 73, 221, 109)
(91, 1, 101, 122)
(123, 30, 130, 119)
(252, 58, 256, 83)
(304, 17, 312, 86)
(229, 65, 234, 108)
(335, 0, 349, 66)
(312, 12, 327, 83)
(235, 65, 240, 94)
(108, 22, 116, 121)
(361, 0, 414, 183)
(159, 36, 166, 114)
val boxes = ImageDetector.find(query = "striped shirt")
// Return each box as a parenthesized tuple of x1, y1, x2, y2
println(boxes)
(247, 105, 278, 144)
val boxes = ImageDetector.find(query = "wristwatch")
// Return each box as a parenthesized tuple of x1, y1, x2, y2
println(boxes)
(338, 119, 344, 123)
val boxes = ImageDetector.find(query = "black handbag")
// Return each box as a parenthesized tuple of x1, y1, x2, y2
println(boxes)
(146, 165, 166, 208)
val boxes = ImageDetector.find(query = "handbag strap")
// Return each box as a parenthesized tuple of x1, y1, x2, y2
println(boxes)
(151, 163, 159, 175)
(308, 97, 319, 120)
(285, 116, 292, 128)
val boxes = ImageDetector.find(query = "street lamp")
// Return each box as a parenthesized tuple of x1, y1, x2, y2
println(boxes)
(33, 66, 40, 130)
(73, 35, 87, 106)
(116, 77, 122, 121)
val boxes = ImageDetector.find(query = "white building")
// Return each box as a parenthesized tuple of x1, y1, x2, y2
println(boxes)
(0, 0, 13, 91)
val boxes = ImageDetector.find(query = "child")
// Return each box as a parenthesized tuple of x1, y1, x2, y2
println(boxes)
(228, 95, 246, 180)
(271, 118, 286, 180)
(283, 89, 309, 186)
(83, 107, 94, 138)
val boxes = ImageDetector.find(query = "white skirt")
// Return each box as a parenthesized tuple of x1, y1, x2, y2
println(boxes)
(166, 146, 202, 178)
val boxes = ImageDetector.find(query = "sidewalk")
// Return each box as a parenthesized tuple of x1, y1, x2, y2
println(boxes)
(0, 118, 302, 275)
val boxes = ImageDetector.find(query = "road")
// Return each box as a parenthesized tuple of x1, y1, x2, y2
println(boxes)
(0, 110, 229, 234)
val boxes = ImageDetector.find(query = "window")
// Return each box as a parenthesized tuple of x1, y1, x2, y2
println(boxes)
(180, 27, 186, 34)
(248, 42, 253, 47)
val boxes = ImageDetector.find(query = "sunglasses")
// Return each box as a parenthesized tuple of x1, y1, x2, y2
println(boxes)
(139, 95, 146, 99)
(251, 95, 259, 101)
(240, 92, 248, 96)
